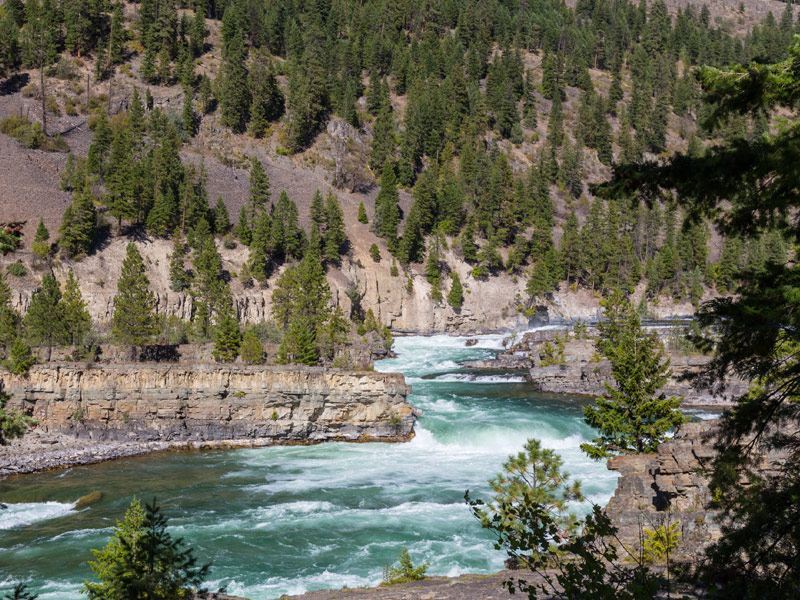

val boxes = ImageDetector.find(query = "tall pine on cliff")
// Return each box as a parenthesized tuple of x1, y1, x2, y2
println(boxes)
(581, 290, 686, 459)
(112, 243, 159, 357)
(23, 273, 65, 360)
(61, 269, 91, 346)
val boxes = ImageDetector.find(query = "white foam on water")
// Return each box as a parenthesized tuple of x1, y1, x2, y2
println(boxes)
(0, 501, 77, 530)
(430, 373, 528, 384)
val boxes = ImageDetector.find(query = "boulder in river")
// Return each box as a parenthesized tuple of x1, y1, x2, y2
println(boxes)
(465, 339, 478, 347)
(76, 491, 103, 510)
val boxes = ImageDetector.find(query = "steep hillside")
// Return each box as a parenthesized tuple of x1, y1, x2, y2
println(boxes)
(0, 0, 795, 338)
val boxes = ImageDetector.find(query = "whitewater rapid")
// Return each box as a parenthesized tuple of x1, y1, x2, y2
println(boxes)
(1, 331, 621, 599)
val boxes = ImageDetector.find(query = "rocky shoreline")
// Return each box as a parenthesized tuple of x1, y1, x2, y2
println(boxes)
(463, 329, 746, 407)
(0, 429, 415, 477)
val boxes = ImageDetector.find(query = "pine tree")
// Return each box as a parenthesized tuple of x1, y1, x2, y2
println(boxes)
(248, 50, 284, 137)
(58, 188, 97, 259)
(370, 243, 381, 262)
(248, 212, 272, 284)
(526, 260, 553, 298)
(4, 336, 35, 375)
(358, 201, 368, 224)
(24, 273, 65, 360)
(61, 269, 90, 346)
(237, 206, 251, 245)
(182, 91, 196, 136)
(213, 196, 230, 234)
(168, 233, 191, 292)
(31, 218, 50, 260)
(322, 191, 347, 262)
(219, 31, 251, 132)
(370, 105, 395, 172)
(0, 390, 35, 444)
(191, 236, 226, 339)
(460, 219, 479, 263)
(84, 497, 210, 599)
(372, 162, 400, 250)
(247, 158, 271, 238)
(146, 188, 176, 236)
(212, 302, 240, 362)
(112, 243, 159, 357)
(581, 290, 686, 459)
(447, 271, 464, 308)
(240, 329, 264, 364)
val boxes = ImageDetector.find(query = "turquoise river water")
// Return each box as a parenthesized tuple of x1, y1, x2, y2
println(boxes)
(0, 332, 714, 599)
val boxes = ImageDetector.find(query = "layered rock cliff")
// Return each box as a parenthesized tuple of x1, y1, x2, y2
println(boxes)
(603, 421, 786, 562)
(464, 329, 747, 405)
(1, 364, 416, 444)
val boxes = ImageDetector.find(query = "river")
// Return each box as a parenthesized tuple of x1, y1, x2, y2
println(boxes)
(0, 332, 710, 599)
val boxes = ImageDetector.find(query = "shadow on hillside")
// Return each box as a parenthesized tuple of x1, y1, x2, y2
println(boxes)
(0, 73, 29, 97)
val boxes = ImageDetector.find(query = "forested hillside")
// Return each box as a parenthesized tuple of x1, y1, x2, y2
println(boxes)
(0, 0, 797, 356)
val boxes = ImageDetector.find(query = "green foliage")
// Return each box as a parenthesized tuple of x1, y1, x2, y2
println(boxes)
(642, 521, 682, 563)
(31, 218, 50, 260)
(0, 390, 35, 444)
(168, 234, 191, 292)
(539, 336, 566, 367)
(4, 337, 35, 375)
(385, 548, 429, 585)
(24, 273, 65, 356)
(84, 497, 210, 600)
(0, 116, 68, 151)
(61, 269, 91, 346)
(357, 201, 368, 224)
(369, 243, 381, 262)
(6, 261, 25, 277)
(58, 187, 97, 259)
(447, 272, 464, 309)
(240, 329, 264, 364)
(581, 290, 686, 459)
(112, 243, 159, 354)
(476, 438, 583, 556)
(212, 304, 241, 362)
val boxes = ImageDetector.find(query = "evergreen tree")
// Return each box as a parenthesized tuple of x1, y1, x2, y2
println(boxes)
(370, 105, 395, 172)
(4, 336, 35, 375)
(213, 196, 230, 234)
(369, 243, 381, 262)
(84, 497, 210, 600)
(322, 191, 347, 262)
(218, 31, 250, 132)
(581, 290, 686, 459)
(248, 49, 284, 137)
(212, 302, 240, 362)
(372, 162, 400, 251)
(31, 218, 50, 260)
(358, 201, 368, 224)
(61, 269, 91, 346)
(247, 158, 271, 238)
(447, 271, 464, 309)
(191, 236, 226, 339)
(240, 329, 264, 364)
(112, 243, 159, 357)
(23, 273, 65, 360)
(237, 206, 251, 245)
(59, 187, 97, 258)
(168, 233, 191, 292)
(526, 260, 553, 298)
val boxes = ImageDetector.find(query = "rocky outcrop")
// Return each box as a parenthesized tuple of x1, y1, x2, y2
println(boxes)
(1, 364, 417, 445)
(604, 421, 787, 562)
(464, 329, 747, 406)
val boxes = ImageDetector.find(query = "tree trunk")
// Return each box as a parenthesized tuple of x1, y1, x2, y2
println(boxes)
(40, 65, 47, 136)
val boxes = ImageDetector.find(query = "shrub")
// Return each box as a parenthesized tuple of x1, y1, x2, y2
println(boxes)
(222, 234, 236, 249)
(384, 548, 428, 585)
(642, 521, 682, 563)
(45, 95, 61, 116)
(6, 261, 26, 277)
(21, 83, 38, 98)
(369, 243, 381, 262)
(4, 338, 36, 376)
(0, 116, 69, 152)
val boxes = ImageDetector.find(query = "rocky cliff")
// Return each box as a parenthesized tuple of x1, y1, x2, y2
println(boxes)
(603, 421, 787, 562)
(1, 364, 416, 444)
(464, 329, 746, 405)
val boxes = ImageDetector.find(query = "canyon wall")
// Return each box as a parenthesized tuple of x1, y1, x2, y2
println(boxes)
(0, 364, 417, 444)
(604, 421, 786, 562)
